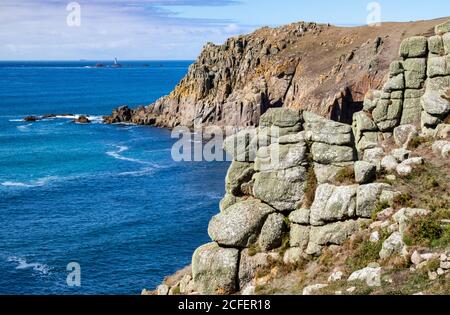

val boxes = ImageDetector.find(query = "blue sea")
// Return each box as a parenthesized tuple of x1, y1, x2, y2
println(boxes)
(0, 61, 229, 294)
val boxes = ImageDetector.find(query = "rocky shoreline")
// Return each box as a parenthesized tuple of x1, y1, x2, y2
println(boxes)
(137, 19, 450, 296)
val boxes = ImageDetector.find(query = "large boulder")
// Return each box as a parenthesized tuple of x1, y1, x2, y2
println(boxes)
(435, 20, 450, 35)
(313, 162, 354, 184)
(208, 200, 275, 247)
(225, 161, 255, 196)
(311, 142, 355, 164)
(290, 224, 311, 250)
(372, 99, 402, 131)
(428, 35, 445, 55)
(289, 208, 310, 225)
(306, 220, 366, 256)
(260, 108, 303, 128)
(192, 243, 239, 295)
(427, 56, 450, 78)
(259, 213, 286, 251)
(421, 90, 450, 116)
(399, 36, 428, 58)
(379, 232, 405, 259)
(223, 129, 257, 162)
(356, 183, 392, 218)
(348, 266, 382, 287)
(393, 125, 418, 148)
(253, 166, 307, 211)
(255, 142, 307, 172)
(403, 58, 427, 89)
(310, 184, 357, 226)
(304, 111, 353, 146)
(401, 97, 422, 125)
(354, 161, 376, 184)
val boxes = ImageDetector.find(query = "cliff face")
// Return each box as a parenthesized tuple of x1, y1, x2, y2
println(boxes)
(146, 19, 450, 296)
(106, 18, 449, 128)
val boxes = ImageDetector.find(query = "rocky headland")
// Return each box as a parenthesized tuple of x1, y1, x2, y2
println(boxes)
(125, 18, 450, 295)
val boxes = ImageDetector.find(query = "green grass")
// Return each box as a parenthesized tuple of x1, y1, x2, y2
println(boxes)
(346, 239, 384, 272)
(403, 214, 450, 248)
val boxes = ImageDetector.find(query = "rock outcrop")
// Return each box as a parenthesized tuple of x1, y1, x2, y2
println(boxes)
(105, 19, 450, 129)
(149, 19, 450, 296)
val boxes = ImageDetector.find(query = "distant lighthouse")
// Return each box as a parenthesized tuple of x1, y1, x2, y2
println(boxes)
(112, 57, 122, 68)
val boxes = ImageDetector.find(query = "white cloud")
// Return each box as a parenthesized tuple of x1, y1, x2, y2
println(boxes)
(0, 0, 253, 60)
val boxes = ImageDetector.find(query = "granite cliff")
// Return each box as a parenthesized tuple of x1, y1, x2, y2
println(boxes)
(106, 18, 449, 129)
(142, 19, 450, 296)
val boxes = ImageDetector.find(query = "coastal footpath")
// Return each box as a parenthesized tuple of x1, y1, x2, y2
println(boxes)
(132, 19, 450, 295)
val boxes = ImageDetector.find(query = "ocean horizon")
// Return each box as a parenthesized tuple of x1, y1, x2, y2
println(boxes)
(0, 60, 230, 294)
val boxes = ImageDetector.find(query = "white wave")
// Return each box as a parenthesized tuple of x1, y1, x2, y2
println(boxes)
(1, 176, 58, 188)
(16, 124, 32, 131)
(106, 145, 158, 166)
(118, 167, 156, 177)
(52, 114, 104, 123)
(7, 256, 51, 275)
(9, 119, 24, 122)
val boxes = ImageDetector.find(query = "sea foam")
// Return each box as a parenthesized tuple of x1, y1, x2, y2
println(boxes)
(7, 256, 51, 275)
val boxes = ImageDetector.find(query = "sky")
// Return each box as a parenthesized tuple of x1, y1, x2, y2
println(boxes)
(1, 0, 449, 60)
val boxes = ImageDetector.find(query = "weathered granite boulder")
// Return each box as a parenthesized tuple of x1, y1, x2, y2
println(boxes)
(354, 161, 376, 184)
(223, 129, 257, 162)
(219, 193, 243, 212)
(192, 243, 239, 295)
(399, 36, 428, 58)
(208, 200, 275, 247)
(306, 220, 365, 256)
(260, 108, 303, 129)
(289, 208, 310, 225)
(428, 35, 445, 55)
(372, 99, 402, 131)
(348, 266, 382, 287)
(403, 58, 427, 89)
(303, 111, 353, 146)
(259, 213, 286, 251)
(381, 155, 399, 172)
(421, 90, 450, 116)
(310, 184, 357, 226)
(427, 56, 450, 78)
(363, 147, 385, 169)
(435, 20, 450, 35)
(432, 140, 450, 158)
(313, 162, 354, 184)
(379, 232, 405, 259)
(311, 142, 355, 164)
(356, 183, 392, 218)
(253, 166, 307, 211)
(393, 125, 418, 148)
(225, 161, 255, 196)
(383, 73, 405, 92)
(254, 142, 307, 172)
(401, 100, 421, 126)
(290, 224, 311, 250)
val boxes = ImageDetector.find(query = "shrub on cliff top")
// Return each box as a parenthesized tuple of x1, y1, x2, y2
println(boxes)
(403, 214, 446, 248)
